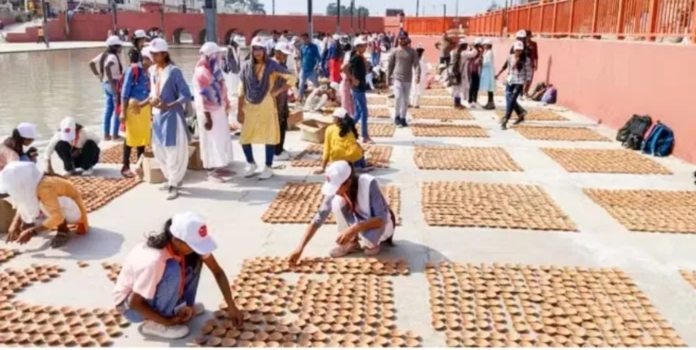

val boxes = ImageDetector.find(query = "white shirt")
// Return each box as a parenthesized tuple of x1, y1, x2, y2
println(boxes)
(44, 128, 100, 161)
(91, 53, 122, 82)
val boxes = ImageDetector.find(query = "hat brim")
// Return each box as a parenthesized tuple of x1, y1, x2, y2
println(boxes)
(190, 236, 218, 256)
(59, 131, 75, 142)
(321, 181, 340, 196)
(149, 48, 168, 53)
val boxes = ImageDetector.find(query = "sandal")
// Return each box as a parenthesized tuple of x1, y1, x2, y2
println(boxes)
(121, 168, 135, 178)
(50, 231, 70, 248)
(329, 242, 359, 258)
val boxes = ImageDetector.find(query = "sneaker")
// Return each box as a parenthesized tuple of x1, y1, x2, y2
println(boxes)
(258, 166, 273, 180)
(140, 320, 189, 339)
(513, 111, 527, 125)
(393, 116, 402, 126)
(166, 187, 179, 200)
(401, 118, 409, 127)
(243, 163, 258, 178)
(329, 242, 360, 258)
(82, 168, 94, 176)
(275, 151, 291, 161)
(193, 302, 205, 316)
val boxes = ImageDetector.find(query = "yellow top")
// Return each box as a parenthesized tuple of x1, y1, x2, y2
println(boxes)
(323, 124, 364, 164)
(36, 176, 89, 232)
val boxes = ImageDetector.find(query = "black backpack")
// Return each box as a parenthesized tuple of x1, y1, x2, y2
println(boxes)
(617, 115, 652, 150)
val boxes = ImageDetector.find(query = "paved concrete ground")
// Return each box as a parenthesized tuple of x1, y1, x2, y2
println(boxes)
(3, 94, 696, 347)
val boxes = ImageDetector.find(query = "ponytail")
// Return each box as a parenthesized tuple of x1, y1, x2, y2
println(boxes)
(338, 115, 359, 139)
(147, 219, 173, 249)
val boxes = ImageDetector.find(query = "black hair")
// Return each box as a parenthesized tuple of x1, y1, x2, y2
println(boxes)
(147, 218, 174, 249)
(99, 45, 123, 79)
(451, 43, 467, 78)
(345, 166, 360, 204)
(338, 114, 359, 139)
(3, 128, 28, 156)
(127, 47, 141, 64)
(510, 41, 527, 71)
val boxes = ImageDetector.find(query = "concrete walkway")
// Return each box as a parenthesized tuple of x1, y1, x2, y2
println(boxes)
(3, 94, 696, 347)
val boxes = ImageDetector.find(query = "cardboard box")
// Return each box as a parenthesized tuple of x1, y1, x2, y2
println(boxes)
(188, 141, 204, 171)
(136, 151, 166, 184)
(288, 109, 304, 131)
(0, 198, 16, 234)
(297, 120, 330, 144)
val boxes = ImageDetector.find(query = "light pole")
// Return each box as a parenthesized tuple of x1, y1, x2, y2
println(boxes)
(40, 0, 49, 48)
(336, 0, 341, 33)
(415, 0, 419, 16)
(307, 0, 313, 40)
(203, 0, 217, 43)
(272, 0, 275, 15)
(455, 0, 459, 16)
(349, 0, 354, 34)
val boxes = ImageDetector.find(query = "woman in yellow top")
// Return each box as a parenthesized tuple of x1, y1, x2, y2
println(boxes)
(238, 36, 297, 180)
(1, 162, 89, 248)
(314, 107, 373, 175)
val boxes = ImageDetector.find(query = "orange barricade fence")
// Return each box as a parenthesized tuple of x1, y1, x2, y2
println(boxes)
(468, 0, 695, 43)
(401, 17, 469, 35)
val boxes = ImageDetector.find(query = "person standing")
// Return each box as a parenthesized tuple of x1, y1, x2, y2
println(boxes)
(272, 42, 294, 161)
(222, 38, 242, 134)
(478, 39, 497, 110)
(467, 38, 483, 107)
(338, 43, 355, 117)
(523, 29, 539, 98)
(410, 44, 428, 109)
(343, 38, 372, 144)
(148, 39, 193, 200)
(437, 32, 452, 66)
(128, 29, 149, 64)
(297, 33, 321, 101)
(326, 34, 343, 84)
(237, 37, 297, 180)
(88, 35, 124, 141)
(448, 38, 477, 109)
(387, 34, 421, 127)
(496, 41, 530, 130)
(193, 42, 234, 183)
(44, 117, 101, 176)
(36, 26, 46, 44)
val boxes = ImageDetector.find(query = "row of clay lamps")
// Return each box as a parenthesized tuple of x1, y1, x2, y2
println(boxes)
(192, 257, 420, 347)
(425, 262, 686, 347)
(413, 146, 522, 172)
(541, 148, 672, 175)
(513, 126, 610, 142)
(411, 124, 489, 138)
(0, 263, 128, 346)
(0, 249, 19, 264)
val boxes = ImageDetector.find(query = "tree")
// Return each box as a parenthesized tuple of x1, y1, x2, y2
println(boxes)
(222, 0, 265, 14)
(325, 2, 369, 16)
(486, 1, 500, 12)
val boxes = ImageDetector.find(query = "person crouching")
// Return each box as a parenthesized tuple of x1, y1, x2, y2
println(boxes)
(314, 108, 373, 175)
(44, 117, 100, 176)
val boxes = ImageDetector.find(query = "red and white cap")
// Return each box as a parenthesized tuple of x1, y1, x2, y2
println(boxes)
(321, 161, 352, 195)
(513, 41, 524, 51)
(59, 117, 76, 142)
(149, 38, 169, 53)
(250, 36, 265, 48)
(141, 47, 153, 61)
(274, 42, 293, 55)
(170, 211, 217, 255)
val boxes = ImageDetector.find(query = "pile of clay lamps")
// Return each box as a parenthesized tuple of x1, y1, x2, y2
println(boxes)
(512, 126, 610, 142)
(542, 148, 672, 175)
(411, 124, 489, 138)
(413, 146, 522, 172)
(69, 176, 142, 212)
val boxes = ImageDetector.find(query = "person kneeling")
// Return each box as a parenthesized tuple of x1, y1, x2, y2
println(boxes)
(290, 161, 396, 263)
(113, 212, 243, 339)
(314, 108, 373, 175)
(1, 162, 89, 248)
(44, 117, 101, 176)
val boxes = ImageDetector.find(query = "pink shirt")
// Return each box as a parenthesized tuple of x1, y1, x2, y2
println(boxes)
(112, 242, 174, 306)
(0, 144, 19, 171)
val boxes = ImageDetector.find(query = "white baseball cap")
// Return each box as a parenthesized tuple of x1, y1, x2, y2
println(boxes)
(274, 42, 293, 55)
(105, 35, 122, 47)
(149, 38, 169, 53)
(321, 161, 352, 195)
(59, 117, 76, 142)
(251, 36, 265, 48)
(199, 41, 221, 56)
(513, 41, 524, 51)
(332, 34, 340, 40)
(353, 37, 367, 46)
(482, 38, 492, 46)
(332, 107, 348, 119)
(474, 37, 483, 45)
(516, 30, 527, 38)
(133, 29, 149, 39)
(170, 211, 218, 255)
(458, 38, 467, 45)
(141, 47, 153, 61)
(16, 123, 36, 139)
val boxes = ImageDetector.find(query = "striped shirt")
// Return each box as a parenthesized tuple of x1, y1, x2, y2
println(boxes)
(506, 54, 533, 85)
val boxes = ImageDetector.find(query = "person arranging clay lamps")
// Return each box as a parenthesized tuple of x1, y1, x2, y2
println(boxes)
(314, 108, 373, 175)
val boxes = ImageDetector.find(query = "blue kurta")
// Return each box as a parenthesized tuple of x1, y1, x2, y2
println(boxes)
(121, 63, 150, 101)
(479, 50, 496, 92)
(149, 65, 193, 147)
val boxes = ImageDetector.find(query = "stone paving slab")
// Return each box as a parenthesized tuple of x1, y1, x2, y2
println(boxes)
(2, 96, 696, 347)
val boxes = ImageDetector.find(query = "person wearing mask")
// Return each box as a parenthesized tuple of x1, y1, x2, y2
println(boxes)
(410, 44, 428, 109)
(119, 47, 154, 178)
(113, 211, 243, 339)
(467, 38, 484, 108)
(387, 34, 421, 127)
(297, 33, 321, 101)
(89, 35, 124, 141)
(344, 38, 372, 144)
(238, 37, 297, 180)
(272, 42, 293, 161)
(193, 42, 234, 183)
(496, 41, 530, 130)
(2, 162, 89, 248)
(288, 160, 395, 262)
(523, 29, 539, 98)
(447, 38, 478, 109)
(326, 34, 343, 84)
(148, 38, 193, 200)
(478, 39, 497, 110)
(44, 117, 101, 176)
(0, 123, 36, 171)
(128, 29, 149, 64)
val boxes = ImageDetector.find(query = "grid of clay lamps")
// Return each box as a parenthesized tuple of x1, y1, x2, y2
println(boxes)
(583, 189, 696, 233)
(100, 145, 152, 164)
(367, 96, 388, 105)
(423, 88, 448, 97)
(420, 181, 577, 231)
(416, 97, 452, 107)
(679, 270, 696, 290)
(192, 257, 421, 347)
(368, 107, 392, 119)
(69, 176, 142, 212)
(409, 108, 473, 121)
(261, 183, 401, 225)
(512, 126, 610, 142)
(426, 261, 686, 347)
(411, 124, 489, 138)
(495, 109, 568, 121)
(413, 146, 522, 172)
(0, 249, 20, 265)
(357, 123, 396, 137)
(0, 264, 127, 347)
(291, 144, 393, 169)
(542, 149, 672, 175)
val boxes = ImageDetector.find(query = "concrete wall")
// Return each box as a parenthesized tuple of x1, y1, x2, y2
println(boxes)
(412, 35, 696, 164)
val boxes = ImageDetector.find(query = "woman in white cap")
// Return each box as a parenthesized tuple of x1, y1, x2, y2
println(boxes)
(89, 35, 124, 141)
(288, 160, 396, 263)
(447, 38, 478, 109)
(44, 117, 101, 176)
(495, 40, 529, 130)
(237, 36, 297, 179)
(2, 162, 89, 248)
(148, 38, 194, 199)
(119, 47, 154, 178)
(128, 29, 150, 64)
(0, 123, 36, 171)
(478, 38, 497, 110)
(113, 211, 244, 339)
(192, 42, 233, 183)
(314, 108, 372, 175)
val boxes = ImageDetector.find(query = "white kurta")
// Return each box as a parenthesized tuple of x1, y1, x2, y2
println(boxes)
(152, 116, 189, 187)
(195, 107, 233, 169)
(410, 58, 429, 106)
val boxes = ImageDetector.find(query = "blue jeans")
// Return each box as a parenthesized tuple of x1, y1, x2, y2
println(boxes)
(121, 258, 201, 322)
(242, 144, 274, 167)
(502, 83, 526, 123)
(102, 81, 120, 137)
(299, 70, 319, 99)
(354, 156, 367, 168)
(352, 89, 369, 138)
(370, 52, 380, 68)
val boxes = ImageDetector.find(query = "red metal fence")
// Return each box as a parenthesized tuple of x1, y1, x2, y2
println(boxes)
(402, 17, 467, 35)
(469, 0, 695, 42)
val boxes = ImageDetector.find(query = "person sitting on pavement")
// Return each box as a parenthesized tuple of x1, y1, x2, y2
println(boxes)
(44, 117, 101, 176)
(314, 108, 373, 175)
(113, 211, 244, 339)
(303, 81, 339, 112)
(289, 160, 396, 264)
(0, 123, 37, 171)
(2, 161, 89, 248)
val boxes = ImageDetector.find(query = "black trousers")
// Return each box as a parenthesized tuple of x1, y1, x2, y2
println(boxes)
(275, 103, 289, 156)
(55, 140, 100, 171)
(123, 144, 145, 168)
(36, 36, 46, 44)
(468, 72, 481, 103)
(439, 56, 450, 66)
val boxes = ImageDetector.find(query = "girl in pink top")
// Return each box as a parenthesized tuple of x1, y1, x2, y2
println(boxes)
(113, 212, 243, 339)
